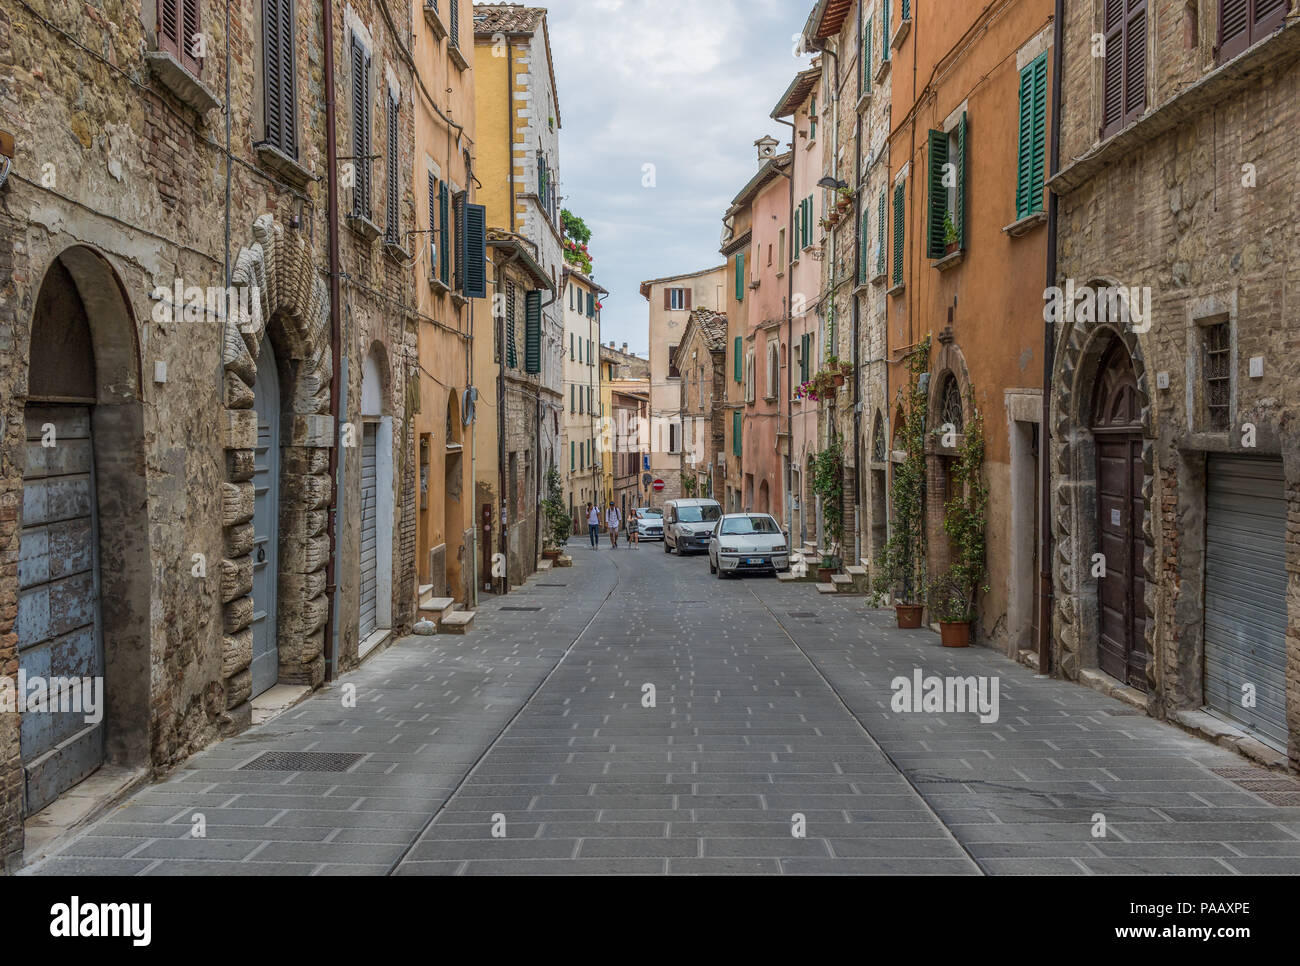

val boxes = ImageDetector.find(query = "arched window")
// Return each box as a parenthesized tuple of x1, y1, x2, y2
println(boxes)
(939, 373, 964, 435)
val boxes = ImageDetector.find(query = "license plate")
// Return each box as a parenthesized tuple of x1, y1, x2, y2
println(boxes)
(747, 557, 764, 565)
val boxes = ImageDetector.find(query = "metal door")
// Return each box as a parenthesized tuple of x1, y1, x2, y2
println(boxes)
(250, 341, 280, 697)
(18, 404, 104, 813)
(359, 421, 378, 639)
(1204, 455, 1288, 747)
(1092, 341, 1147, 690)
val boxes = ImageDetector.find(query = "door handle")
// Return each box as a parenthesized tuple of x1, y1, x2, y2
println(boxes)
(256, 545, 266, 563)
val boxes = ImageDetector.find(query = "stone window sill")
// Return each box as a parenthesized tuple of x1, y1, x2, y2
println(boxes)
(347, 214, 382, 243)
(448, 43, 470, 72)
(145, 50, 221, 114)
(429, 276, 451, 296)
(1002, 210, 1047, 237)
(886, 281, 905, 298)
(383, 240, 411, 263)
(890, 19, 912, 51)
(874, 57, 892, 85)
(871, 270, 888, 286)
(856, 89, 872, 114)
(255, 142, 315, 191)
(423, 2, 447, 41)
(932, 249, 964, 272)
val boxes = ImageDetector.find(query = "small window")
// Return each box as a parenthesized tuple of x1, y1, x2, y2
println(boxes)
(668, 343, 681, 379)
(1203, 320, 1231, 432)
(669, 288, 686, 311)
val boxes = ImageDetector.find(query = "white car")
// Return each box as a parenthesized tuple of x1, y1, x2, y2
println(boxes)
(708, 513, 790, 578)
(633, 507, 663, 541)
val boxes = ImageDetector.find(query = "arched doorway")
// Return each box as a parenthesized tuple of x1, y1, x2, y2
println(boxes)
(870, 411, 888, 561)
(758, 479, 770, 514)
(18, 247, 148, 815)
(359, 347, 393, 644)
(250, 335, 281, 697)
(1091, 339, 1147, 690)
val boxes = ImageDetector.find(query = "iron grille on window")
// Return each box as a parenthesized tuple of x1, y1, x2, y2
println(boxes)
(940, 375, 964, 435)
(1204, 321, 1231, 431)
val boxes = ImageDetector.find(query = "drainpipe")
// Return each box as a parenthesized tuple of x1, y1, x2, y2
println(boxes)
(322, 0, 342, 682)
(773, 114, 797, 541)
(1039, 0, 1064, 676)
(506, 42, 516, 234)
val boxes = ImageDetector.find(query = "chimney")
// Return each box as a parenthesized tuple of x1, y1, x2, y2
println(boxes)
(622, 343, 628, 354)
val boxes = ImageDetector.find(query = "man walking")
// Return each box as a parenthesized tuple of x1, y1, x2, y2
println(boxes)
(587, 503, 600, 548)
(606, 501, 621, 549)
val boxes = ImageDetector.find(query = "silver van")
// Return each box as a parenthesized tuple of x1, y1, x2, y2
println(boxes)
(663, 498, 723, 555)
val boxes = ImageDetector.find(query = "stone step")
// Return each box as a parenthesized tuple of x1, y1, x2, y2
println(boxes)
(419, 597, 456, 620)
(815, 582, 839, 594)
(830, 574, 853, 586)
(776, 571, 797, 582)
(845, 565, 868, 578)
(439, 610, 475, 634)
(538, 559, 553, 572)
(860, 557, 873, 570)
(555, 555, 573, 568)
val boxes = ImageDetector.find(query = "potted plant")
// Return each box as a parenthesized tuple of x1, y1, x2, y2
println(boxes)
(932, 406, 988, 646)
(812, 441, 845, 576)
(942, 211, 959, 256)
(836, 187, 854, 212)
(541, 466, 570, 559)
(827, 210, 841, 228)
(872, 336, 931, 627)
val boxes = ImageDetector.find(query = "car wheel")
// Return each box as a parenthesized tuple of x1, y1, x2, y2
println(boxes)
(663, 538, 670, 554)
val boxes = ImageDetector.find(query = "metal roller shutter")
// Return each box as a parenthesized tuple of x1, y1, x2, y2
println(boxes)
(1203, 455, 1288, 748)
(359, 423, 379, 639)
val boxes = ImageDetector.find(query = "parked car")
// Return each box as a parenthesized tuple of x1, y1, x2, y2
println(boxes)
(708, 513, 790, 577)
(663, 498, 723, 555)
(632, 507, 663, 541)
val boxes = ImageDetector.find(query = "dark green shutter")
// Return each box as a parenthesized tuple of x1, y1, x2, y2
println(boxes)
(463, 203, 486, 298)
(427, 172, 437, 271)
(858, 206, 869, 284)
(882, 0, 890, 60)
(902, 0, 910, 21)
(733, 411, 742, 457)
(877, 189, 887, 276)
(792, 207, 801, 262)
(801, 333, 810, 383)
(892, 180, 905, 287)
(734, 336, 742, 382)
(438, 182, 450, 283)
(1029, 60, 1047, 216)
(805, 197, 813, 247)
(453, 191, 466, 291)
(735, 252, 745, 301)
(570, 441, 574, 471)
(862, 17, 872, 94)
(524, 289, 542, 374)
(927, 129, 948, 260)
(955, 111, 967, 250)
(505, 281, 517, 369)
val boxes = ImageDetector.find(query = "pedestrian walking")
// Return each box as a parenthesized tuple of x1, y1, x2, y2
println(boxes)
(606, 502, 621, 548)
(586, 503, 600, 548)
(627, 512, 639, 548)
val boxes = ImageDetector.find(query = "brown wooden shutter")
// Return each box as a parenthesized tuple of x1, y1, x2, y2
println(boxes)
(351, 38, 372, 220)
(385, 93, 399, 244)
(1101, 0, 1125, 137)
(663, 288, 671, 310)
(1101, 0, 1146, 137)
(1123, 0, 1147, 127)
(684, 288, 692, 310)
(263, 0, 297, 157)
(1254, 0, 1288, 37)
(1220, 0, 1252, 59)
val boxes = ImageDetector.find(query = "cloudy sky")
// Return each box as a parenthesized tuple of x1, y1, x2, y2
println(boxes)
(541, 0, 816, 356)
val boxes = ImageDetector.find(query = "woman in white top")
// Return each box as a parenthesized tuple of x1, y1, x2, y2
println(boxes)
(605, 503, 621, 548)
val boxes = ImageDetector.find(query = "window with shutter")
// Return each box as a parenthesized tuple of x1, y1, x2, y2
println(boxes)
(733, 411, 742, 457)
(262, 0, 297, 157)
(734, 336, 742, 382)
(463, 203, 487, 298)
(1016, 53, 1049, 219)
(1102, 0, 1146, 138)
(385, 93, 399, 244)
(427, 172, 438, 273)
(792, 207, 801, 263)
(453, 191, 466, 291)
(892, 180, 905, 287)
(862, 18, 873, 94)
(926, 129, 948, 260)
(351, 38, 372, 220)
(159, 0, 203, 75)
(450, 0, 460, 48)
(955, 112, 967, 250)
(570, 385, 575, 412)
(882, 0, 891, 61)
(735, 252, 746, 301)
(876, 189, 887, 276)
(525, 290, 542, 374)
(570, 441, 575, 471)
(505, 281, 517, 369)
(902, 0, 910, 21)
(858, 207, 869, 285)
(438, 182, 450, 283)
(1219, 0, 1286, 63)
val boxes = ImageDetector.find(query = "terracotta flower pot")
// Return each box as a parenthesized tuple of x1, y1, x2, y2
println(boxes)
(817, 567, 837, 583)
(837, 198, 851, 213)
(542, 549, 561, 562)
(940, 620, 971, 647)
(833, 374, 845, 388)
(895, 604, 923, 629)
(945, 241, 959, 256)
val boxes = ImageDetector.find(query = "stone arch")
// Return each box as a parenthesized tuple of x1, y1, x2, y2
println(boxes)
(1049, 277, 1155, 692)
(928, 336, 973, 438)
(16, 244, 153, 801)
(220, 215, 333, 723)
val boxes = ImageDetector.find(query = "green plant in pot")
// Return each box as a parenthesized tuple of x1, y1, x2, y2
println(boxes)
(934, 405, 988, 646)
(872, 336, 930, 627)
(541, 466, 570, 557)
(942, 211, 959, 255)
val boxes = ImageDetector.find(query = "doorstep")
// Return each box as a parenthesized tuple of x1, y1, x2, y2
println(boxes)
(1077, 667, 1149, 711)
(1172, 709, 1290, 772)
(356, 627, 392, 663)
(22, 764, 148, 866)
(250, 683, 313, 725)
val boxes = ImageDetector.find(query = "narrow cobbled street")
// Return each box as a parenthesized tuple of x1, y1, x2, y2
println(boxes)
(24, 548, 1300, 876)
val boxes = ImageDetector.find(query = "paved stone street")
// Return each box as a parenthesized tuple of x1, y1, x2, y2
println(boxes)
(23, 544, 1300, 875)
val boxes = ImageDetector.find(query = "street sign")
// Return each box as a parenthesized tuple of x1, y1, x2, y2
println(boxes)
(642, 473, 652, 487)
(652, 479, 665, 492)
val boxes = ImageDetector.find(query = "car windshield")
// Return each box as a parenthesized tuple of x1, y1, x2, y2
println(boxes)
(719, 515, 781, 535)
(676, 505, 721, 523)
(637, 509, 662, 519)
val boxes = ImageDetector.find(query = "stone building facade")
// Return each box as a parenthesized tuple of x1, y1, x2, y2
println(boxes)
(0, 0, 417, 868)
(674, 309, 728, 499)
(1050, 0, 1300, 768)
(561, 267, 605, 522)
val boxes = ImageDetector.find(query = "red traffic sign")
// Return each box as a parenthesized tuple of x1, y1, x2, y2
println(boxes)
(652, 478, 665, 491)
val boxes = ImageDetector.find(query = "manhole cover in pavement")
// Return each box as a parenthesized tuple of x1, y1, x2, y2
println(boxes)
(239, 751, 363, 772)
(1210, 766, 1300, 805)
(1256, 791, 1300, 806)
(787, 612, 817, 618)
(502, 606, 543, 612)
(1211, 767, 1278, 781)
